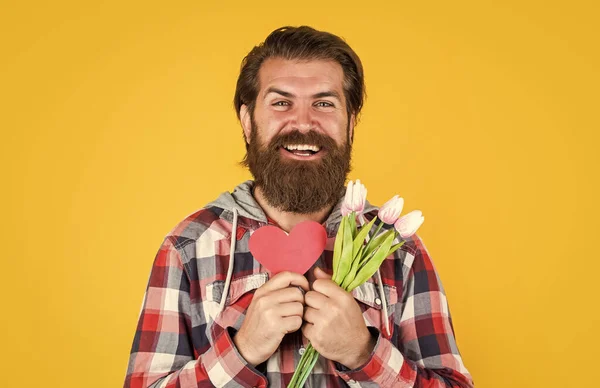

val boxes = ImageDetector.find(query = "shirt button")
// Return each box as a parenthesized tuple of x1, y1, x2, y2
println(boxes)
(375, 298, 382, 306)
(299, 347, 305, 355)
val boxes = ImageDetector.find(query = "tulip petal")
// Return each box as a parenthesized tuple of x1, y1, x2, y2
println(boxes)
(378, 195, 404, 224)
(394, 210, 425, 238)
(344, 181, 354, 206)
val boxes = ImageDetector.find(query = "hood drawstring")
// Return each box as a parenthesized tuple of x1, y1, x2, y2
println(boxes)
(375, 269, 391, 337)
(219, 208, 239, 313)
(359, 214, 391, 337)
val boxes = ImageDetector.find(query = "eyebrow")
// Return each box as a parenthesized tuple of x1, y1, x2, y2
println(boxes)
(264, 87, 342, 101)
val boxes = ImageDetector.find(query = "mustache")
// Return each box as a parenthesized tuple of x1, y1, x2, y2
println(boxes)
(266, 130, 338, 150)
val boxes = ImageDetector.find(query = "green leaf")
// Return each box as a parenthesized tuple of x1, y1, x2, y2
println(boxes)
(333, 216, 354, 285)
(361, 220, 383, 256)
(341, 217, 354, 268)
(363, 229, 395, 264)
(386, 241, 406, 257)
(341, 244, 364, 290)
(331, 217, 345, 283)
(346, 232, 396, 291)
(352, 216, 376, 262)
(348, 211, 357, 239)
(341, 216, 375, 289)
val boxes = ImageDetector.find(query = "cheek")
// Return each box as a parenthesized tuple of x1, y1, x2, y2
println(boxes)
(268, 110, 292, 124)
(323, 118, 348, 143)
(261, 111, 288, 132)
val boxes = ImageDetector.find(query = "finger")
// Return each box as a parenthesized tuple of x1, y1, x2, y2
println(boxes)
(304, 290, 328, 309)
(282, 316, 303, 334)
(312, 278, 346, 299)
(261, 271, 310, 293)
(313, 266, 332, 280)
(301, 321, 314, 339)
(269, 287, 305, 304)
(303, 306, 319, 324)
(278, 302, 304, 318)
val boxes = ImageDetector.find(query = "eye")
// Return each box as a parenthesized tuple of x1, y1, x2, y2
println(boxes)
(272, 101, 290, 107)
(315, 101, 335, 108)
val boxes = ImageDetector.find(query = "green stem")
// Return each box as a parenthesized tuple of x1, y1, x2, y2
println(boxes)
(297, 347, 319, 387)
(289, 343, 316, 388)
(289, 350, 308, 387)
(289, 351, 307, 387)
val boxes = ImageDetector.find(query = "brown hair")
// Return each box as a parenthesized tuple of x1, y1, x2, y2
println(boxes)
(233, 26, 366, 122)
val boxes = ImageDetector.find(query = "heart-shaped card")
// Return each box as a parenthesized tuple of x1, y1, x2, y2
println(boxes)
(249, 220, 327, 275)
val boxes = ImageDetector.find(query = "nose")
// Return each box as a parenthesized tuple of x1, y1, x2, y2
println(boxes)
(291, 103, 315, 133)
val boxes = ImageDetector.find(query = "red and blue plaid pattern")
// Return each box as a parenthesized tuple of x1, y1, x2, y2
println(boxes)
(124, 204, 473, 387)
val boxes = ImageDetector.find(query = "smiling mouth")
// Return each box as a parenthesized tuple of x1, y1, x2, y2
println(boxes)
(280, 144, 323, 157)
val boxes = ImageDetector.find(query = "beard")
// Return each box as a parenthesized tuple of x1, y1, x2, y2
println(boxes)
(240, 116, 353, 214)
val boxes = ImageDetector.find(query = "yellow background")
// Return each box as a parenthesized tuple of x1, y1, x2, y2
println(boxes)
(2, 1, 598, 387)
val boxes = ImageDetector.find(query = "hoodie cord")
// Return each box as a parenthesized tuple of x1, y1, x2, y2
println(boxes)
(359, 214, 391, 337)
(219, 207, 239, 313)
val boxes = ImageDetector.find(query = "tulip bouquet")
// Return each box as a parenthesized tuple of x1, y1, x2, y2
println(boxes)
(288, 180, 425, 388)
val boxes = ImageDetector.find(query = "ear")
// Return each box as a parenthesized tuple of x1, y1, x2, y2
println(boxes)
(240, 104, 252, 144)
(348, 113, 356, 144)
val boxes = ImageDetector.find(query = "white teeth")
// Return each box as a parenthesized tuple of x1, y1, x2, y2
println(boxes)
(283, 144, 321, 152)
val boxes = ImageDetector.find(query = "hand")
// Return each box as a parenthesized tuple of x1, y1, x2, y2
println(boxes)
(233, 271, 309, 366)
(302, 267, 376, 369)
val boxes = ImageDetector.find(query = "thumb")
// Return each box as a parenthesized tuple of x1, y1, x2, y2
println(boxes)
(314, 266, 332, 280)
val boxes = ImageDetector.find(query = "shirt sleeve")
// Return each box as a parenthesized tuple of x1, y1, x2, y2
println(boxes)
(334, 234, 474, 387)
(123, 236, 268, 388)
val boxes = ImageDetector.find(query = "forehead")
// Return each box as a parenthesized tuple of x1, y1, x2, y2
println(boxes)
(258, 57, 345, 96)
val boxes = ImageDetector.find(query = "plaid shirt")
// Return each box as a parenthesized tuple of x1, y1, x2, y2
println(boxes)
(124, 181, 473, 387)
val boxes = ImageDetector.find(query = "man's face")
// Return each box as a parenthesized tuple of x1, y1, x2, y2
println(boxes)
(240, 58, 355, 214)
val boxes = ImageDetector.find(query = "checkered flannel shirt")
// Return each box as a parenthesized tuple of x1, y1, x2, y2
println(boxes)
(124, 205, 473, 387)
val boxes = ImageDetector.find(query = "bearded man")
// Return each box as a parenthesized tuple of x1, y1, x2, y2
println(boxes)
(124, 26, 473, 388)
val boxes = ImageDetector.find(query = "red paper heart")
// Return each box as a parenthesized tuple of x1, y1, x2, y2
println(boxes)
(249, 220, 327, 275)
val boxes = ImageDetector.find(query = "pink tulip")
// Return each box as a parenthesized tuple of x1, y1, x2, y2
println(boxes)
(377, 195, 404, 225)
(341, 179, 367, 216)
(394, 210, 425, 238)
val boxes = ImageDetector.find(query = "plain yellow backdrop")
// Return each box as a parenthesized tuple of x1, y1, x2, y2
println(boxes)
(2, 1, 598, 387)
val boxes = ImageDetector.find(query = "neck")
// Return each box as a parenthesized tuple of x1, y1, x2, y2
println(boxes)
(253, 185, 334, 233)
